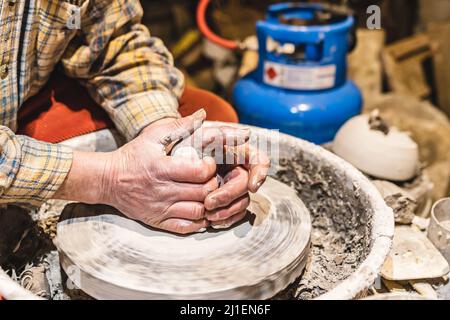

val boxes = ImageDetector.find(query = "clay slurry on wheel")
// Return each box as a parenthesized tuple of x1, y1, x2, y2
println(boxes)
(55, 177, 312, 299)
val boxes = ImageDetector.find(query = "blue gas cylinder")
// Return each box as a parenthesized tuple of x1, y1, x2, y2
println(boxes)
(233, 3, 362, 144)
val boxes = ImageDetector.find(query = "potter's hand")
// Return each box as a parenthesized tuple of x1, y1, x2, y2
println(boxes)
(54, 110, 219, 234)
(206, 143, 270, 229)
(173, 126, 271, 229)
(105, 110, 221, 234)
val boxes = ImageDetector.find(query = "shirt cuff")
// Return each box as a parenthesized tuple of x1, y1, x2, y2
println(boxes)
(113, 90, 181, 141)
(3, 136, 73, 206)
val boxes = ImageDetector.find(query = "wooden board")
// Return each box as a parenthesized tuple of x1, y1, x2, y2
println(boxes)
(55, 178, 312, 300)
(348, 29, 385, 101)
(382, 34, 432, 99)
(428, 22, 450, 118)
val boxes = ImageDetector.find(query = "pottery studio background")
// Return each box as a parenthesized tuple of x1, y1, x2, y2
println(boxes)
(1, 0, 450, 301)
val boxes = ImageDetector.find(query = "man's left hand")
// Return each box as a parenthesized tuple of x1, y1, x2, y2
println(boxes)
(169, 123, 271, 229)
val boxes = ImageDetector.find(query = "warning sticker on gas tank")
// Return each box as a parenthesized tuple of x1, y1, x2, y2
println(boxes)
(263, 61, 336, 90)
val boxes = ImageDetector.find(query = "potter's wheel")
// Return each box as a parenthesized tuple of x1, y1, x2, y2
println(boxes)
(55, 178, 311, 299)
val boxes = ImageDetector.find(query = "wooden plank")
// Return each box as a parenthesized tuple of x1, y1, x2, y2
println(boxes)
(386, 34, 430, 60)
(428, 22, 450, 118)
(348, 29, 385, 101)
(419, 0, 450, 29)
(382, 34, 433, 99)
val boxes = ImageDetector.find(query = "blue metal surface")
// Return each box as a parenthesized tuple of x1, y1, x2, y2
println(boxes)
(234, 75, 362, 144)
(233, 2, 362, 144)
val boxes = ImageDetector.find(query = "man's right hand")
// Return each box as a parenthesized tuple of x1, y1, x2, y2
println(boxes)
(103, 110, 220, 234)
(54, 110, 220, 234)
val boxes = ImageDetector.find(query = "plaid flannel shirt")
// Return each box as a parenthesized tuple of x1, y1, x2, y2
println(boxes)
(0, 0, 184, 206)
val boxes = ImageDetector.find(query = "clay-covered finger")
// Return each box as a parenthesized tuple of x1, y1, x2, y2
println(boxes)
(203, 126, 250, 147)
(206, 194, 250, 222)
(204, 167, 249, 211)
(248, 162, 270, 193)
(163, 156, 216, 183)
(159, 109, 206, 147)
(172, 126, 250, 160)
(170, 177, 219, 202)
(159, 218, 209, 235)
(201, 127, 250, 163)
(226, 144, 270, 193)
(166, 201, 206, 220)
(210, 210, 248, 230)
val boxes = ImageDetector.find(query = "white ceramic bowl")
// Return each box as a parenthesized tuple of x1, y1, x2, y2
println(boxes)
(333, 115, 419, 181)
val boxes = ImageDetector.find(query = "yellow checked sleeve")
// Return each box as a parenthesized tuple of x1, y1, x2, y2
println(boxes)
(0, 126, 73, 206)
(61, 0, 185, 141)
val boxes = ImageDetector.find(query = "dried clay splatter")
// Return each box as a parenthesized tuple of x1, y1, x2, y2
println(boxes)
(274, 153, 371, 300)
